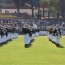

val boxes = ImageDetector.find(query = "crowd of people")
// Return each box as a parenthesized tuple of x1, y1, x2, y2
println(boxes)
(13, 18, 65, 34)
(0, 18, 65, 47)
(0, 18, 65, 34)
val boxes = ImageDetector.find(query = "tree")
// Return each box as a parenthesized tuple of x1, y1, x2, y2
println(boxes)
(40, 0, 46, 17)
(49, 0, 60, 18)
(40, 0, 49, 18)
(59, 0, 65, 18)
(26, 0, 40, 18)
(13, 0, 25, 13)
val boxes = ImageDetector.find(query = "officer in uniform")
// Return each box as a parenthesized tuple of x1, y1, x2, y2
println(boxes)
(22, 24, 32, 48)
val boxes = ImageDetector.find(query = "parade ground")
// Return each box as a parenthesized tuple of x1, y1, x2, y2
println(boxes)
(0, 35, 65, 65)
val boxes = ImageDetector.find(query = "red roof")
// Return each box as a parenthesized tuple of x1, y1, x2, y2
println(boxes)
(2, 3, 48, 9)
(2, 4, 34, 9)
(41, 2, 48, 8)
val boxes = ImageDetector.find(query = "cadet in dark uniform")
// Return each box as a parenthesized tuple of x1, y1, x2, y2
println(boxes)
(48, 25, 64, 48)
(22, 24, 32, 48)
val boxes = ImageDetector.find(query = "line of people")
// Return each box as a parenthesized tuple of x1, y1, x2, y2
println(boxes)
(48, 25, 64, 48)
(22, 23, 64, 48)
(0, 25, 18, 45)
(22, 23, 50, 48)
(22, 24, 41, 48)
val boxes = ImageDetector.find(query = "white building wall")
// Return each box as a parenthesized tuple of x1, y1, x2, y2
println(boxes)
(20, 9, 32, 15)
(1, 9, 38, 16)
(2, 9, 17, 13)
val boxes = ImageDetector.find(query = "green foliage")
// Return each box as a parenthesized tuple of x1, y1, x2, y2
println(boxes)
(40, 0, 49, 3)
(13, 0, 26, 13)
(49, 0, 60, 12)
(13, 0, 26, 7)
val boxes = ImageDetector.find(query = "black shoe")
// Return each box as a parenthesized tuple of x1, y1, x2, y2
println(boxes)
(25, 44, 29, 48)
(59, 45, 64, 48)
(56, 44, 64, 48)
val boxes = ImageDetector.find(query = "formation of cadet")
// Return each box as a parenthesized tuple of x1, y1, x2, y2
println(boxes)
(22, 22, 64, 48)
(0, 18, 64, 48)
(0, 24, 18, 45)
(22, 23, 41, 48)
(47, 25, 64, 48)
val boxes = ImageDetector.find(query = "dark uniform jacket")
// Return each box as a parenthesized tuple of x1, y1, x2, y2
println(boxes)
(22, 28, 32, 37)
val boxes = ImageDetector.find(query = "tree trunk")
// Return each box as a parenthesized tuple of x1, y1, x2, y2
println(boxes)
(43, 5, 44, 18)
(38, 6, 41, 19)
(38, 6, 40, 16)
(48, 4, 50, 18)
(31, 5, 34, 18)
(17, 6, 20, 17)
(48, 10, 50, 18)
(57, 12, 59, 18)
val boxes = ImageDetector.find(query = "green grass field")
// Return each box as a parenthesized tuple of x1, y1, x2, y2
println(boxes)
(0, 35, 65, 65)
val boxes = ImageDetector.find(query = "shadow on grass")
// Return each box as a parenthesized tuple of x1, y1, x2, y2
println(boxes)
(48, 38, 64, 48)
(0, 39, 12, 47)
(24, 39, 35, 48)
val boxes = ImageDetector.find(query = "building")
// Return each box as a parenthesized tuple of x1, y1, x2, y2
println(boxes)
(0, 2, 49, 18)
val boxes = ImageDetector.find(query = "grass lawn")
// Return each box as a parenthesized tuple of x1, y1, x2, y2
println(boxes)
(0, 35, 65, 65)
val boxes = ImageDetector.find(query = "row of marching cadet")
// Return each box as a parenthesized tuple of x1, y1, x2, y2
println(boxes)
(22, 24, 48, 48)
(0, 25, 18, 44)
(22, 23, 65, 48)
